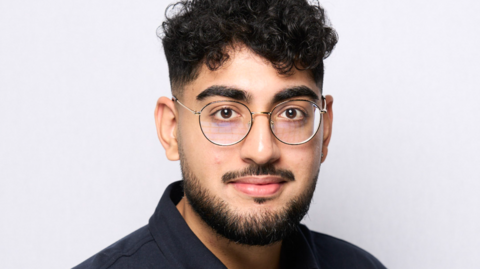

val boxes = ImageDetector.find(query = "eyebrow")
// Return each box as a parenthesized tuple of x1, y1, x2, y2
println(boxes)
(272, 86, 320, 104)
(195, 85, 319, 104)
(196, 86, 252, 102)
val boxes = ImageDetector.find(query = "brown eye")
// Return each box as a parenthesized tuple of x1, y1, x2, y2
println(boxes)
(285, 108, 297, 119)
(220, 109, 232, 118)
(278, 107, 305, 120)
(212, 107, 239, 121)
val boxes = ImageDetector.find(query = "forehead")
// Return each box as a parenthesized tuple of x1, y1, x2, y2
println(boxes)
(182, 47, 320, 105)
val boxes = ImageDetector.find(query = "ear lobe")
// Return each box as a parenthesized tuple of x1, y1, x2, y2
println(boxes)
(321, 95, 334, 163)
(154, 97, 180, 161)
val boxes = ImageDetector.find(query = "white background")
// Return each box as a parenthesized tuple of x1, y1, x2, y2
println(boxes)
(1, 0, 479, 268)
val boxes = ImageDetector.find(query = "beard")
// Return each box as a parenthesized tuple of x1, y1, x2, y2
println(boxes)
(179, 149, 319, 246)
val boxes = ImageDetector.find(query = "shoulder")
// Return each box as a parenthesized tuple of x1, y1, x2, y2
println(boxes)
(298, 225, 387, 269)
(72, 226, 167, 269)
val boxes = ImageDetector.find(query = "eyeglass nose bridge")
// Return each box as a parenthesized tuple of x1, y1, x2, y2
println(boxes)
(250, 111, 271, 116)
(248, 111, 274, 128)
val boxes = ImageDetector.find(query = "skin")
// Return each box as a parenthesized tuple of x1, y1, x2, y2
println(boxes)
(154, 46, 334, 269)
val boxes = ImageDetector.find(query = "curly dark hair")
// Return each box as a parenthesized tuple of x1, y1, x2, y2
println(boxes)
(160, 0, 338, 94)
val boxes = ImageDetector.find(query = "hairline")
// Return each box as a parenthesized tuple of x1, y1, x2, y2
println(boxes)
(170, 44, 323, 98)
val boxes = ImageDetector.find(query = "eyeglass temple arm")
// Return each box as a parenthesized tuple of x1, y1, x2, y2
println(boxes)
(320, 96, 327, 113)
(172, 96, 200, 115)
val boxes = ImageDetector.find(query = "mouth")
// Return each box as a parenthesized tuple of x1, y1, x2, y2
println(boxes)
(228, 176, 288, 197)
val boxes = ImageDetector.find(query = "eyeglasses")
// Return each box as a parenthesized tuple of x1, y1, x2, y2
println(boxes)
(172, 96, 327, 146)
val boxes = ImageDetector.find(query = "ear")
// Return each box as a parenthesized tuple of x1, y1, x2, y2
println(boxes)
(154, 96, 179, 161)
(321, 95, 334, 163)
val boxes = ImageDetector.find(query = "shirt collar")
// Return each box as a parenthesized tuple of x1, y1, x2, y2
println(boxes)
(149, 181, 320, 269)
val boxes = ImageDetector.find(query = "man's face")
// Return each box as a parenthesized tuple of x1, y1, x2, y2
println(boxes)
(161, 46, 331, 245)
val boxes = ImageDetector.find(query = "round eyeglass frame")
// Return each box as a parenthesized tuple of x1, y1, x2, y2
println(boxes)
(172, 96, 327, 146)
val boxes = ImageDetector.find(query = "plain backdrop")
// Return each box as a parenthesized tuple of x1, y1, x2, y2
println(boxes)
(1, 0, 479, 268)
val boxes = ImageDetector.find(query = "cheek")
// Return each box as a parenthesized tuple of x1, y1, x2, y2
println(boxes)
(195, 146, 227, 167)
(284, 142, 322, 180)
(288, 150, 317, 169)
(181, 134, 232, 184)
(214, 154, 222, 165)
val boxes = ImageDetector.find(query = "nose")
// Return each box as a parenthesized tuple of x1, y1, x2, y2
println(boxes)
(239, 113, 281, 165)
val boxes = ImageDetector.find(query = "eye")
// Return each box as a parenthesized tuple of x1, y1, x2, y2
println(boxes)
(220, 108, 232, 119)
(213, 107, 239, 120)
(279, 108, 304, 120)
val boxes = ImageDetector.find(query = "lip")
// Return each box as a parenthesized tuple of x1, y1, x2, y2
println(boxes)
(228, 176, 287, 197)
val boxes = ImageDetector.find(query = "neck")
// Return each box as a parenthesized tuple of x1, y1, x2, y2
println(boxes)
(176, 197, 282, 269)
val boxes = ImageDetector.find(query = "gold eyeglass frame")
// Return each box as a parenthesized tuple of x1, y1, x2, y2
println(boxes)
(172, 95, 327, 146)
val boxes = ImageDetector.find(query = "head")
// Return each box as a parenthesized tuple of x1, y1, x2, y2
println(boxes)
(155, 0, 337, 246)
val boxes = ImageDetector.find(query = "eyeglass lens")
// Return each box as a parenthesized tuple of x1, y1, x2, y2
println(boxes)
(199, 100, 321, 145)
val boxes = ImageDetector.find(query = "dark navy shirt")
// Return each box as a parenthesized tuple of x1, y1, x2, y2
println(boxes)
(73, 181, 386, 269)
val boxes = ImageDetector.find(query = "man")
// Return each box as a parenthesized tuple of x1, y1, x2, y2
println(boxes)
(74, 0, 386, 268)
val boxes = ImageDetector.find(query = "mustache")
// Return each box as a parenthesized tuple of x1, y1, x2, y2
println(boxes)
(222, 164, 295, 183)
